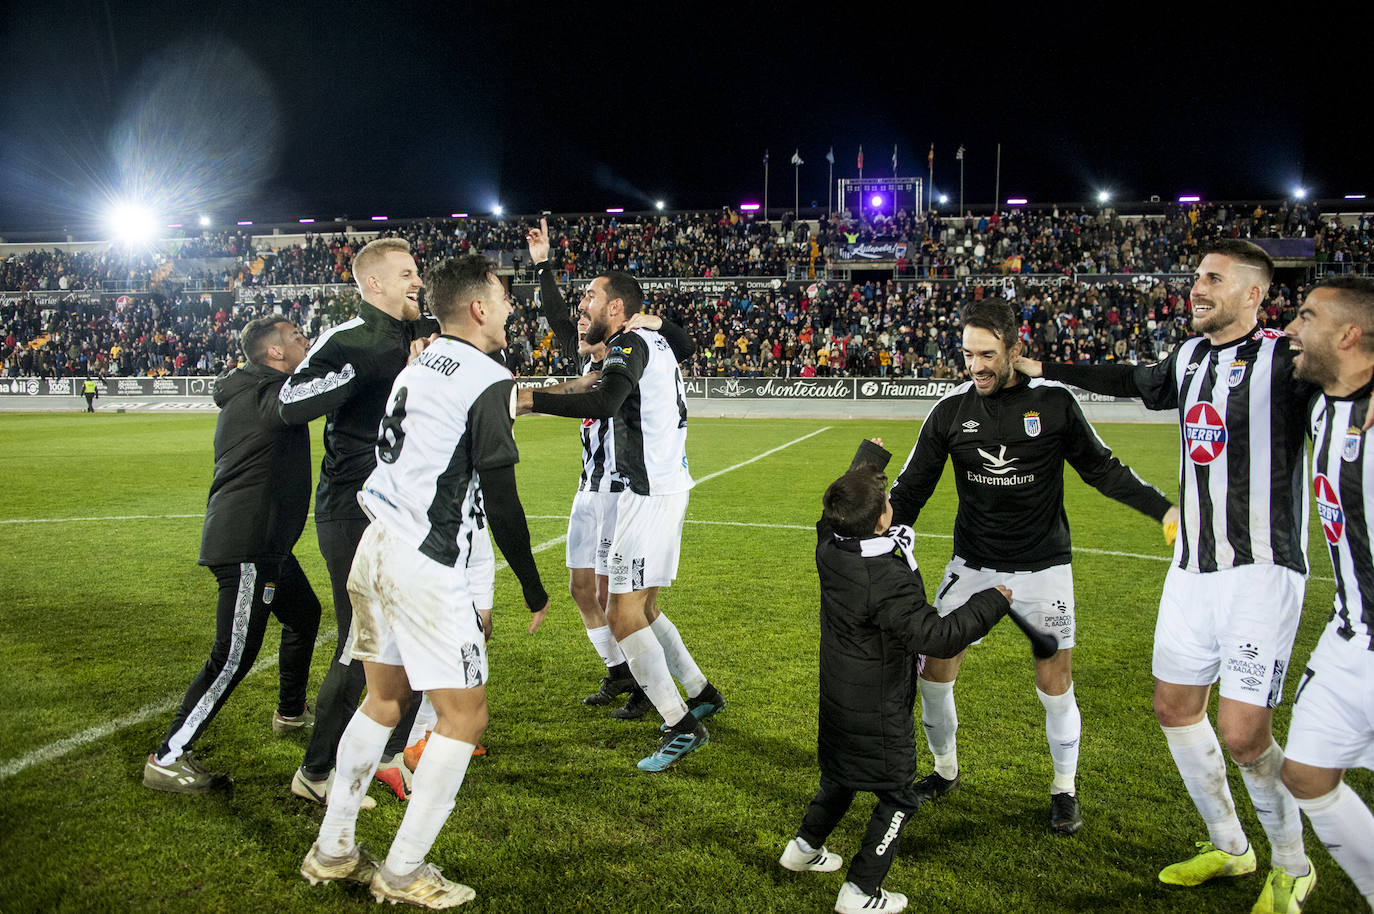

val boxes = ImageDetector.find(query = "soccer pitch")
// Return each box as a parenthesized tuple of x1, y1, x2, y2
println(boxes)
(0, 412, 1365, 913)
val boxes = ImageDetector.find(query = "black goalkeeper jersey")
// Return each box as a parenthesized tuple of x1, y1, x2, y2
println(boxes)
(891, 376, 1172, 571)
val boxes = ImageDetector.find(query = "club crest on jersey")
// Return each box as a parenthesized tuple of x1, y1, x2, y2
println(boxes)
(1227, 360, 1247, 388)
(1344, 426, 1363, 463)
(1022, 411, 1041, 438)
(1183, 402, 1227, 464)
(1314, 473, 1344, 544)
(263, 583, 275, 604)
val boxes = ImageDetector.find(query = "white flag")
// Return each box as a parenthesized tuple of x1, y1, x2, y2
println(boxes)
(791, 150, 803, 166)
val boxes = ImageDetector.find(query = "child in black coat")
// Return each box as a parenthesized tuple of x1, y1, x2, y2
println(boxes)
(779, 439, 1054, 914)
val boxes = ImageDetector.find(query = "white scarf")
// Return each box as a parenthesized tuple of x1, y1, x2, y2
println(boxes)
(838, 523, 919, 573)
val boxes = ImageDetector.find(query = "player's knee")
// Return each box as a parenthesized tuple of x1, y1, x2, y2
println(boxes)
(1216, 721, 1271, 764)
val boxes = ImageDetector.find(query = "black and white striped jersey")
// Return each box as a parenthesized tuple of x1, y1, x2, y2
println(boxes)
(602, 328, 693, 496)
(1046, 326, 1316, 575)
(536, 264, 619, 493)
(1308, 380, 1374, 646)
(356, 336, 517, 569)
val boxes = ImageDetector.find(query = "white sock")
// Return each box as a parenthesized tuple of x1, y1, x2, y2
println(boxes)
(649, 613, 709, 697)
(795, 836, 818, 853)
(1298, 781, 1374, 900)
(384, 733, 476, 877)
(1038, 685, 1081, 796)
(318, 711, 390, 856)
(408, 694, 436, 745)
(1162, 720, 1247, 855)
(586, 625, 626, 668)
(619, 627, 689, 725)
(1237, 740, 1306, 874)
(919, 678, 958, 778)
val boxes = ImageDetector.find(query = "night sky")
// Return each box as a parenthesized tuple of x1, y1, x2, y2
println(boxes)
(0, 2, 1365, 234)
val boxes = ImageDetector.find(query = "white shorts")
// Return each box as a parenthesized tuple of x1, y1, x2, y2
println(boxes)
(1152, 563, 1304, 708)
(468, 527, 494, 612)
(933, 556, 1075, 650)
(565, 488, 619, 576)
(607, 490, 688, 594)
(345, 522, 488, 691)
(1285, 623, 1374, 771)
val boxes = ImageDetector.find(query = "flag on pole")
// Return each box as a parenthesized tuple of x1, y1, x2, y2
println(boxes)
(857, 146, 864, 170)
(791, 150, 803, 166)
(956, 144, 965, 161)
(928, 143, 934, 169)
(763, 150, 769, 165)
(892, 145, 898, 172)
(825, 146, 834, 165)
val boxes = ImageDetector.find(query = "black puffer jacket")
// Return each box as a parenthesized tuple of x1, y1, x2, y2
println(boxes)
(815, 444, 1010, 790)
(199, 362, 310, 565)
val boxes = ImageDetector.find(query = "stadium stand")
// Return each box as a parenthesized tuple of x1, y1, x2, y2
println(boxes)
(0, 203, 1364, 379)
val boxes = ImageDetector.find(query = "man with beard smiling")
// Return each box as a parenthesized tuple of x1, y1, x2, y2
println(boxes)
(890, 298, 1174, 837)
(1018, 240, 1318, 913)
(1281, 276, 1374, 911)
(516, 268, 721, 773)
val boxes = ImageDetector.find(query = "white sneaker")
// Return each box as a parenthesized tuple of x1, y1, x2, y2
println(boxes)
(370, 862, 475, 909)
(291, 767, 376, 810)
(779, 838, 843, 872)
(835, 881, 908, 914)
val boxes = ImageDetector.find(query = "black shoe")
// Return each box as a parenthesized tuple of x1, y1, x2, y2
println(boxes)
(583, 672, 636, 706)
(913, 770, 960, 804)
(610, 688, 654, 720)
(1050, 792, 1082, 835)
(686, 682, 727, 720)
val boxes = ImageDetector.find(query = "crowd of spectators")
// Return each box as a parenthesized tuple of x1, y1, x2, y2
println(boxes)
(4, 203, 1371, 295)
(0, 202, 1358, 381)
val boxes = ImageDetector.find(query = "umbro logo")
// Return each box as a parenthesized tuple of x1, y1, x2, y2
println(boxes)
(976, 445, 1019, 475)
(1185, 363, 1201, 374)
(962, 419, 980, 433)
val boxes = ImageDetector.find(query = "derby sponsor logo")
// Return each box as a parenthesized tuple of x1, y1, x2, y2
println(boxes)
(1184, 402, 1227, 463)
(1314, 474, 1344, 544)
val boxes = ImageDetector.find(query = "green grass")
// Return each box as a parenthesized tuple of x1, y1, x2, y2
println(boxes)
(0, 412, 1366, 913)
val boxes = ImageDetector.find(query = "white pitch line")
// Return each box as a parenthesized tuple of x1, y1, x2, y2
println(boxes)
(0, 430, 830, 779)
(690, 426, 831, 485)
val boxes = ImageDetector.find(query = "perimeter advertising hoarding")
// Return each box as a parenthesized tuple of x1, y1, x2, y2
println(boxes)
(0, 375, 1133, 403)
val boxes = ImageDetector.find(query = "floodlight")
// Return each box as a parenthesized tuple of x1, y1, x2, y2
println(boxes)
(739, 203, 760, 211)
(871, 194, 883, 208)
(1178, 195, 1201, 203)
(655, 200, 666, 210)
(199, 214, 212, 227)
(1097, 191, 1111, 203)
(1345, 194, 1367, 200)
(1006, 197, 1028, 206)
(606, 208, 624, 214)
(108, 202, 159, 245)
(938, 194, 949, 205)
(370, 215, 387, 221)
(492, 204, 504, 216)
(1292, 187, 1307, 199)
(298, 218, 315, 223)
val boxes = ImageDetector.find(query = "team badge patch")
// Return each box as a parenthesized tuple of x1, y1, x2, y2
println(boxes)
(1314, 473, 1344, 544)
(1023, 411, 1041, 438)
(1183, 402, 1227, 463)
(1343, 426, 1363, 463)
(1227, 360, 1248, 388)
(263, 583, 275, 604)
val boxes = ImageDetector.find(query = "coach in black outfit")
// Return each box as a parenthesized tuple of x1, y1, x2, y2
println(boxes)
(278, 237, 437, 803)
(143, 317, 320, 793)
